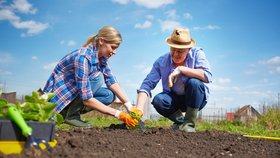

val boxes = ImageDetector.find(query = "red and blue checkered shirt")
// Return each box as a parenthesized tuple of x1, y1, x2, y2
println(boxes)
(43, 46, 117, 113)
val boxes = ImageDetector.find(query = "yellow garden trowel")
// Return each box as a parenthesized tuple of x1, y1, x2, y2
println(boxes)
(0, 106, 56, 154)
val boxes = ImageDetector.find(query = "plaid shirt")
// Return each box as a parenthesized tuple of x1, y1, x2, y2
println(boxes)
(43, 46, 117, 113)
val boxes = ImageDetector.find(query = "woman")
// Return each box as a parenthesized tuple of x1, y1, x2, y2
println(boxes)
(43, 26, 142, 127)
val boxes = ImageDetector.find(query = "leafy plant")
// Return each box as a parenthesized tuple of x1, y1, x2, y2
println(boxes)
(0, 91, 63, 125)
(129, 111, 142, 120)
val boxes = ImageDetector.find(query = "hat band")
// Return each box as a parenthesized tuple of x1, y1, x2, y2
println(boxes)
(171, 39, 192, 45)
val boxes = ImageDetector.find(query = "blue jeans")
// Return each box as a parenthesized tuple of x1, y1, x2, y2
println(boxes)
(89, 73, 115, 105)
(63, 73, 115, 119)
(152, 78, 207, 117)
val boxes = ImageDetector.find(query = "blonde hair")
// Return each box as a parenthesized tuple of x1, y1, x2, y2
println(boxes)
(82, 26, 122, 47)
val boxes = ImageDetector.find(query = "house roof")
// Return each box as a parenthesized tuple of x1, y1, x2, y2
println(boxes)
(235, 105, 261, 117)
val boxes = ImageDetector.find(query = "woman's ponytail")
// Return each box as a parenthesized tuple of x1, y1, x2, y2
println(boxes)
(82, 34, 97, 47)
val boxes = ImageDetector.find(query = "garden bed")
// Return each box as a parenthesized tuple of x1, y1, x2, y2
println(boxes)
(2, 125, 280, 158)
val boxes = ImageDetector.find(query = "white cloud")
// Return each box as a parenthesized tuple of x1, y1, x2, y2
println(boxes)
(207, 25, 221, 30)
(260, 78, 269, 84)
(244, 70, 256, 75)
(60, 40, 65, 45)
(112, 0, 130, 5)
(134, 64, 151, 74)
(238, 90, 271, 98)
(165, 9, 176, 19)
(158, 19, 181, 32)
(261, 56, 280, 74)
(31, 56, 38, 60)
(266, 56, 280, 65)
(134, 20, 152, 29)
(11, 20, 49, 37)
(208, 82, 239, 92)
(146, 15, 154, 20)
(0, 69, 12, 75)
(133, 0, 175, 8)
(43, 62, 57, 71)
(67, 40, 76, 47)
(193, 25, 221, 31)
(0, 0, 48, 36)
(183, 12, 193, 20)
(11, 0, 37, 14)
(114, 16, 121, 21)
(217, 77, 231, 84)
(60, 40, 77, 47)
(112, 0, 175, 8)
(0, 8, 19, 21)
(0, 53, 13, 64)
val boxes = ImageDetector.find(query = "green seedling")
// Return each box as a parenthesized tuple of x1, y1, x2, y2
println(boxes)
(130, 111, 142, 120)
(0, 91, 63, 124)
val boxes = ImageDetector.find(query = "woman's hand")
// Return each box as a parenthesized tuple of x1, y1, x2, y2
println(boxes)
(116, 111, 138, 127)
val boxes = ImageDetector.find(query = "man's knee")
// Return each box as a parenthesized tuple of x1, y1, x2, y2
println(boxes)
(186, 78, 203, 88)
(152, 93, 174, 117)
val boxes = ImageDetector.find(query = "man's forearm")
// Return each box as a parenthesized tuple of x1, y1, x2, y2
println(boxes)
(137, 92, 149, 112)
(179, 66, 208, 83)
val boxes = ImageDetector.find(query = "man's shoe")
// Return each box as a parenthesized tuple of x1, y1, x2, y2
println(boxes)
(64, 119, 92, 128)
(171, 123, 182, 130)
(168, 109, 185, 125)
(178, 107, 199, 133)
(179, 123, 196, 132)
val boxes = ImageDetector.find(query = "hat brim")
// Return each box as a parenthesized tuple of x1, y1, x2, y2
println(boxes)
(165, 37, 196, 49)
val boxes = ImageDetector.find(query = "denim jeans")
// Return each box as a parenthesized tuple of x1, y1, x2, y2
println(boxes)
(152, 78, 207, 117)
(62, 73, 115, 119)
(89, 73, 115, 105)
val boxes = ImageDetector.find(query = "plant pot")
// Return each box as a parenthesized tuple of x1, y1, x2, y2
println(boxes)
(0, 118, 55, 141)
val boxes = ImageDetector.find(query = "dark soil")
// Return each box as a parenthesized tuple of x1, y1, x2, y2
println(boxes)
(2, 125, 280, 158)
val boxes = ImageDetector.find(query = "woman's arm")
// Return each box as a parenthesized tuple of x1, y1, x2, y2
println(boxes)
(83, 98, 117, 116)
(109, 83, 130, 103)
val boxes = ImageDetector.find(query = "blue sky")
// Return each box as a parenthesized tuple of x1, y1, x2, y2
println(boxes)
(0, 0, 280, 112)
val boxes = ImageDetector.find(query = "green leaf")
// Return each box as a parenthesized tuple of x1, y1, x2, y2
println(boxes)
(130, 111, 142, 120)
(0, 98, 8, 105)
(54, 113, 64, 125)
(24, 95, 36, 103)
(2, 91, 59, 123)
(21, 112, 40, 121)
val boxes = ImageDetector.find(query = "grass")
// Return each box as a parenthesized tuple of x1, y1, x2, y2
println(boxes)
(196, 120, 280, 137)
(56, 107, 280, 138)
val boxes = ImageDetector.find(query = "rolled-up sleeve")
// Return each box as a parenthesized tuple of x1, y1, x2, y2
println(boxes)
(74, 55, 93, 101)
(195, 49, 212, 83)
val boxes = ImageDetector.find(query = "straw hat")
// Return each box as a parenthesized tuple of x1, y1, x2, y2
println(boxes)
(166, 27, 195, 49)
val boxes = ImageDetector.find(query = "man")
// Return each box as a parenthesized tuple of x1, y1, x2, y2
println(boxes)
(136, 27, 212, 132)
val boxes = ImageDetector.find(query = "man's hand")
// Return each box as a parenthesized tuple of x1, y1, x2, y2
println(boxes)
(129, 106, 143, 119)
(168, 67, 180, 88)
(118, 111, 138, 127)
(124, 102, 143, 119)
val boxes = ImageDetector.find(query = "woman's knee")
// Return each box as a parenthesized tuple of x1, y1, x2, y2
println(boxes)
(103, 90, 115, 105)
(94, 88, 115, 105)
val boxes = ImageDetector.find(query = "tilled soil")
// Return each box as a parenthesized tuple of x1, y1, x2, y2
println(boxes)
(2, 125, 280, 158)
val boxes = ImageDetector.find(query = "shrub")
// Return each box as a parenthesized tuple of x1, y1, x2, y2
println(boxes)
(259, 106, 280, 130)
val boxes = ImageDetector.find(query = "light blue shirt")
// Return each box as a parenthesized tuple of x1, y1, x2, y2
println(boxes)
(139, 47, 212, 100)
